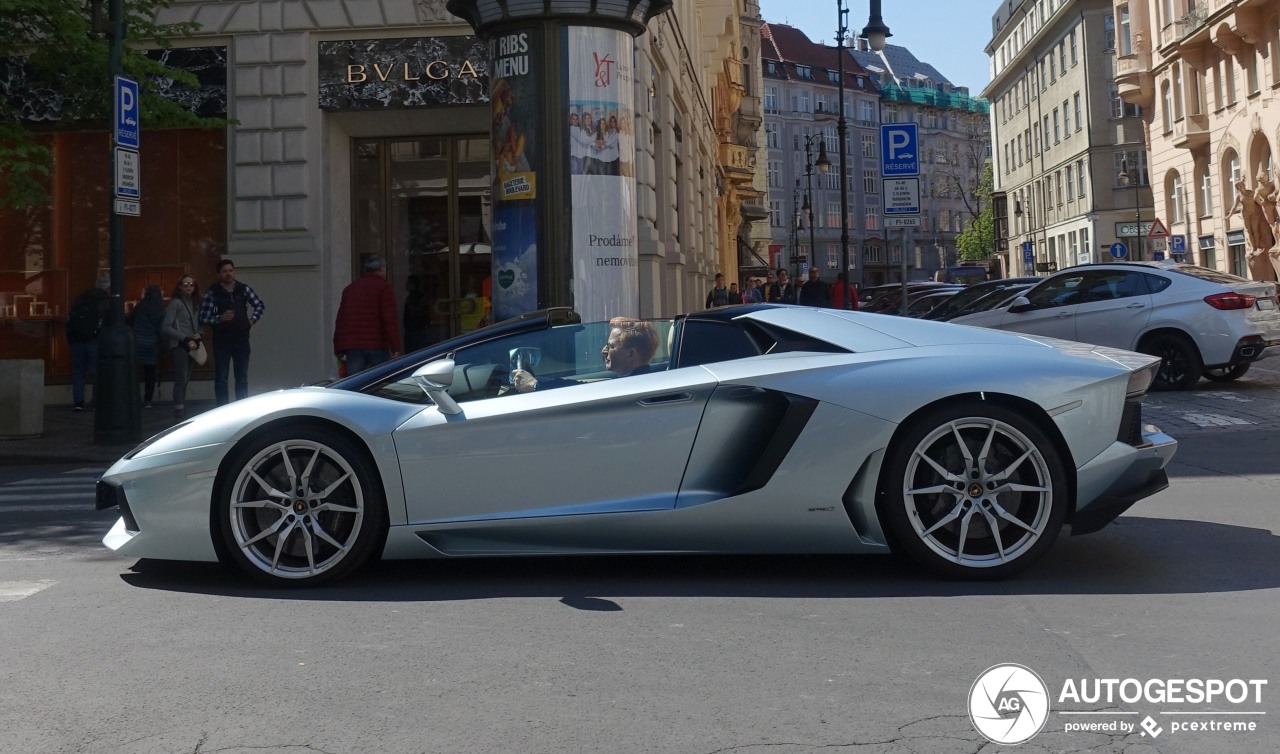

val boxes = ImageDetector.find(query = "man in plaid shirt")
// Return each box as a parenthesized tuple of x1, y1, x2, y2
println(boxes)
(199, 258, 265, 405)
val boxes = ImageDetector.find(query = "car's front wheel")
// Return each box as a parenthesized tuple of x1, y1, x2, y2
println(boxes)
(218, 426, 386, 586)
(1141, 333, 1203, 390)
(881, 403, 1068, 580)
(1203, 363, 1251, 382)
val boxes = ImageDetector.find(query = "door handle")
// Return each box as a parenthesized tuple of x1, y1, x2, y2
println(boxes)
(1055, 311, 1073, 318)
(638, 392, 693, 406)
(1126, 302, 1146, 308)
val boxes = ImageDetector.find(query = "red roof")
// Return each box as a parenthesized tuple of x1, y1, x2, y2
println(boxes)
(760, 22, 870, 84)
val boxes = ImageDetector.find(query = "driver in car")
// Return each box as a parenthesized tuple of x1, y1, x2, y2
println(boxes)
(510, 316, 659, 393)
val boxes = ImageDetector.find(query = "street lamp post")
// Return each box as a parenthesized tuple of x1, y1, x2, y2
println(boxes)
(792, 180, 804, 280)
(801, 133, 830, 282)
(835, 0, 891, 298)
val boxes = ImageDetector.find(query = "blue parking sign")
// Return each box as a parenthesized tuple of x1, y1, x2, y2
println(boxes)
(880, 123, 918, 177)
(1170, 235, 1186, 254)
(115, 76, 139, 150)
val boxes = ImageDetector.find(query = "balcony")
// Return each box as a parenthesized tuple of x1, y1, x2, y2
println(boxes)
(1114, 55, 1153, 108)
(740, 193, 769, 222)
(719, 142, 753, 184)
(1172, 113, 1209, 151)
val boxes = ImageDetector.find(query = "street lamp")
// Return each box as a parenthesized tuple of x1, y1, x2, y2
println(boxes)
(836, 0, 893, 299)
(801, 133, 830, 280)
(792, 180, 804, 280)
(1118, 156, 1143, 261)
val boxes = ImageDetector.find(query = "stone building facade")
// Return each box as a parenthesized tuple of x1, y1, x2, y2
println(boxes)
(1114, 0, 1280, 279)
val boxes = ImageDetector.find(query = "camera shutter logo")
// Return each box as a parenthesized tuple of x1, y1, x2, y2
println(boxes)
(969, 664, 1051, 745)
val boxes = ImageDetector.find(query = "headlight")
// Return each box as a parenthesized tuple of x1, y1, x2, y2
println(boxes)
(1126, 362, 1160, 398)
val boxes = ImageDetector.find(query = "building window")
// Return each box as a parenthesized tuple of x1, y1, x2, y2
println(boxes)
(1043, 115, 1050, 144)
(1070, 29, 1078, 64)
(1053, 108, 1060, 143)
(862, 134, 875, 157)
(1066, 165, 1075, 200)
(1104, 14, 1115, 52)
(1077, 157, 1087, 197)
(1056, 171, 1064, 205)
(1109, 82, 1140, 118)
(765, 123, 779, 148)
(1074, 92, 1082, 130)
(1224, 150, 1242, 210)
(1162, 82, 1174, 133)
(765, 85, 777, 111)
(859, 100, 876, 124)
(1198, 163, 1213, 217)
(1225, 57, 1237, 104)
(797, 65, 811, 79)
(1118, 5, 1132, 56)
(768, 161, 781, 187)
(770, 201, 783, 227)
(1169, 173, 1185, 223)
(863, 170, 877, 194)
(1114, 149, 1148, 186)
(1059, 40, 1066, 72)
(864, 242, 882, 262)
(816, 93, 829, 113)
(800, 91, 811, 113)
(1062, 99, 1070, 138)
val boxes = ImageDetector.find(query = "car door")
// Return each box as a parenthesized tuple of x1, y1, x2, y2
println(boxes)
(393, 322, 715, 524)
(994, 271, 1088, 340)
(1070, 270, 1154, 350)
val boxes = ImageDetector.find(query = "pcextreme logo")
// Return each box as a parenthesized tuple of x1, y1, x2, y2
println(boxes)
(969, 665, 1269, 744)
(969, 664, 1051, 744)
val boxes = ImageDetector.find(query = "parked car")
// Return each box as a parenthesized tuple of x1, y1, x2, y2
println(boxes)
(902, 289, 962, 318)
(951, 262, 1280, 389)
(934, 264, 990, 285)
(922, 277, 1043, 321)
(865, 282, 963, 314)
(97, 305, 1175, 584)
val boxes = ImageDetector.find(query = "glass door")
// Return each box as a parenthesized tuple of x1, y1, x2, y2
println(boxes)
(352, 136, 491, 352)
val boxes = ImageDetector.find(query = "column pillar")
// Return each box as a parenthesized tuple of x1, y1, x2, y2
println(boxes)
(447, 0, 673, 323)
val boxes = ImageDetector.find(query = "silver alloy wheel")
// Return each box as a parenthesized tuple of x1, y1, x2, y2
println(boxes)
(902, 417, 1053, 568)
(228, 439, 366, 580)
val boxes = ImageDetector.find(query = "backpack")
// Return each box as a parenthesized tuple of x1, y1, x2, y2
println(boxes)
(66, 296, 100, 341)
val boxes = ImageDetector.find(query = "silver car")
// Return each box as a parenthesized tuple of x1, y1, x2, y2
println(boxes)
(97, 305, 1176, 585)
(952, 262, 1280, 389)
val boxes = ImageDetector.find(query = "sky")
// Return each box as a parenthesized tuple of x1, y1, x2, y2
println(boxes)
(758, 0, 995, 95)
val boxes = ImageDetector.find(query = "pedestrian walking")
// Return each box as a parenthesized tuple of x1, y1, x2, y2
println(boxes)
(831, 272, 859, 310)
(199, 258, 265, 405)
(333, 254, 400, 375)
(162, 275, 203, 422)
(769, 268, 797, 304)
(65, 275, 110, 411)
(798, 268, 831, 307)
(705, 273, 729, 308)
(126, 284, 166, 407)
(727, 282, 743, 304)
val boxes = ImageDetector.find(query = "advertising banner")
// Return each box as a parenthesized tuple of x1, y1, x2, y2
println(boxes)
(490, 28, 542, 321)
(567, 26, 638, 322)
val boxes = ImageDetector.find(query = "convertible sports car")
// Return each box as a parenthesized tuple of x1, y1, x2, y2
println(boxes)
(97, 305, 1177, 585)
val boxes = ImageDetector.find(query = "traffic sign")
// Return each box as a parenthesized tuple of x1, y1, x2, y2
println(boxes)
(880, 122, 919, 177)
(1021, 241, 1035, 263)
(884, 216, 920, 227)
(1151, 238, 1168, 251)
(114, 147, 140, 199)
(1109, 242, 1129, 259)
(1170, 235, 1186, 253)
(1148, 218, 1169, 238)
(114, 76, 139, 150)
(1153, 251, 1166, 261)
(113, 198, 140, 216)
(882, 177, 920, 215)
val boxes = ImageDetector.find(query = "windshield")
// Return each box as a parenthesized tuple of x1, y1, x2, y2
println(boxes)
(368, 319, 675, 405)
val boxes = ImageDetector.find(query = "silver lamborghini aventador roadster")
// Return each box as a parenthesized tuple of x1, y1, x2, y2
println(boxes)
(97, 305, 1177, 585)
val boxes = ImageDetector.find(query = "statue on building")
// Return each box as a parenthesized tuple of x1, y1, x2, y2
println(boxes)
(1228, 177, 1278, 281)
(1255, 173, 1280, 280)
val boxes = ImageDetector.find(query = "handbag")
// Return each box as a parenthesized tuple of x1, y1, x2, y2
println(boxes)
(189, 341, 207, 366)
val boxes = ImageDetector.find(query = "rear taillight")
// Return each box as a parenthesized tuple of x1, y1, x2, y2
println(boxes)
(1204, 292, 1256, 310)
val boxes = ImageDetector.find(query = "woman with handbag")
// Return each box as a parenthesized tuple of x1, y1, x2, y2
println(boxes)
(162, 275, 204, 422)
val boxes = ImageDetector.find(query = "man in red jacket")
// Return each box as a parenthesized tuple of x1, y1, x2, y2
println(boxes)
(333, 254, 400, 375)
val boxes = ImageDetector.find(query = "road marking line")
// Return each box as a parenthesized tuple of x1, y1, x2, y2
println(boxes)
(0, 580, 56, 603)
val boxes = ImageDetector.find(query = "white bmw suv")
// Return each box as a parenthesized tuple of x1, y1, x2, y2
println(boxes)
(951, 262, 1280, 390)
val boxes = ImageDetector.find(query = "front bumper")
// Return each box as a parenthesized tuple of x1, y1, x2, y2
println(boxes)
(1072, 424, 1177, 535)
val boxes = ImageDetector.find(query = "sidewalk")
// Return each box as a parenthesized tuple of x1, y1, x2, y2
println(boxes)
(0, 401, 215, 467)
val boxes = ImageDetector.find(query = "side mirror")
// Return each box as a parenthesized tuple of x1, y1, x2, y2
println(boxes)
(1007, 295, 1034, 314)
(412, 359, 462, 415)
(510, 346, 541, 371)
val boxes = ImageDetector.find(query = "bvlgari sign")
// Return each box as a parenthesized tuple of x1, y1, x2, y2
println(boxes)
(318, 37, 488, 111)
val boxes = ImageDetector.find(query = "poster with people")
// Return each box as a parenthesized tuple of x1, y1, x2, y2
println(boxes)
(567, 26, 638, 322)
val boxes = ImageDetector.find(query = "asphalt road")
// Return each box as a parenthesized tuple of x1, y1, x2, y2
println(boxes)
(0, 377, 1277, 754)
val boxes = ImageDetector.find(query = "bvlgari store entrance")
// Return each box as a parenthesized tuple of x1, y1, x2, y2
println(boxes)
(320, 36, 491, 352)
(352, 136, 491, 350)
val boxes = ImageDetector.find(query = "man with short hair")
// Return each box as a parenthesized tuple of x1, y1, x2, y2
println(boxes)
(705, 273, 729, 308)
(334, 254, 400, 375)
(65, 275, 110, 410)
(798, 267, 831, 307)
(763, 272, 777, 301)
(745, 278, 764, 303)
(200, 258, 265, 405)
(769, 268, 797, 304)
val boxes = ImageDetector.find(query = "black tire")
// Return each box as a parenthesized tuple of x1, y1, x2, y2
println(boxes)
(880, 402, 1069, 580)
(1140, 333, 1203, 390)
(1203, 363, 1251, 382)
(217, 425, 387, 586)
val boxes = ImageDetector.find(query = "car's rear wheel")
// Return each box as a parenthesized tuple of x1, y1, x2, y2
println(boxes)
(1203, 363, 1251, 382)
(881, 403, 1068, 580)
(1140, 333, 1203, 390)
(218, 426, 386, 586)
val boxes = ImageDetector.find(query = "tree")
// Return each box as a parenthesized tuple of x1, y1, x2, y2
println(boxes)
(955, 161, 994, 262)
(0, 0, 222, 209)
